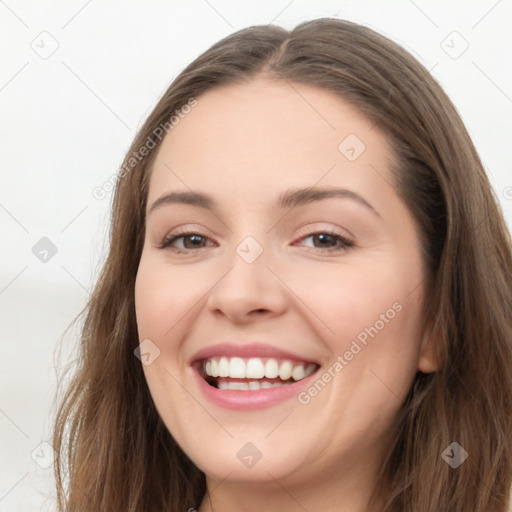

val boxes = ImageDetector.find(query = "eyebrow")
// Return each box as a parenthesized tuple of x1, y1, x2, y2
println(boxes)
(148, 187, 379, 217)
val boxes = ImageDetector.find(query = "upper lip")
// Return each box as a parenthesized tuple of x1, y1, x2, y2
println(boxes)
(190, 342, 320, 365)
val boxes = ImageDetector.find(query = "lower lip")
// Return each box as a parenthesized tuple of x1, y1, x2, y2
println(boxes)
(193, 368, 319, 411)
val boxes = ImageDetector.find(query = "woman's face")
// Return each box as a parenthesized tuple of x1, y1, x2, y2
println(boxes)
(135, 78, 434, 492)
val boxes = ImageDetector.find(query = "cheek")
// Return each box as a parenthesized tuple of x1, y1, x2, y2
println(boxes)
(278, 260, 417, 343)
(134, 257, 203, 340)
(134, 257, 205, 438)
(281, 260, 424, 393)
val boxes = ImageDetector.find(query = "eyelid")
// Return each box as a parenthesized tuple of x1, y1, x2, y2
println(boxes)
(292, 222, 355, 241)
(157, 224, 215, 242)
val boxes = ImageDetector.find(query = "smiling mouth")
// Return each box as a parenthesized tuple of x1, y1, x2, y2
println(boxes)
(197, 356, 319, 390)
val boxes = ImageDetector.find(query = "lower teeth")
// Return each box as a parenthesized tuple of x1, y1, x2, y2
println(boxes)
(215, 380, 292, 391)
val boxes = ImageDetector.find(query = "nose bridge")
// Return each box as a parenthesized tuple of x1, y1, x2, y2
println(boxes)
(234, 234, 266, 266)
(205, 228, 287, 320)
(222, 231, 270, 295)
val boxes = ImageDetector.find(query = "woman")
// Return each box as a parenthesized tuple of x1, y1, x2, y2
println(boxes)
(53, 18, 512, 512)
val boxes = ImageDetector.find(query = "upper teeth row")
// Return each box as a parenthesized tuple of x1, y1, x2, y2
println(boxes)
(203, 357, 316, 381)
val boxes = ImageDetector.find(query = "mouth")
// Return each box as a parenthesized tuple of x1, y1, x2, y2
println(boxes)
(195, 356, 320, 391)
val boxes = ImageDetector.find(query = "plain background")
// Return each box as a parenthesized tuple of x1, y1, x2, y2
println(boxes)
(1, 1, 511, 510)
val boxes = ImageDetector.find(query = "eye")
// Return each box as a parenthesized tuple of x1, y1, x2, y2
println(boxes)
(157, 231, 216, 252)
(294, 231, 354, 253)
(157, 230, 354, 254)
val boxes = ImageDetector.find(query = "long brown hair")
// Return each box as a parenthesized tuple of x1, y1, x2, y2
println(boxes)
(53, 18, 512, 511)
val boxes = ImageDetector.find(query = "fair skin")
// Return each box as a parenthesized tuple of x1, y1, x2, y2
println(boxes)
(135, 78, 436, 512)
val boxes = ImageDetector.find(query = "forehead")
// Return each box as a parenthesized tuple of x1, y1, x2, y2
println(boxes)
(148, 78, 395, 207)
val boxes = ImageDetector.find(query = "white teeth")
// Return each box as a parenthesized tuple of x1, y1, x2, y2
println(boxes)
(246, 358, 265, 379)
(230, 381, 249, 391)
(218, 381, 249, 391)
(217, 380, 289, 391)
(264, 358, 279, 378)
(229, 357, 246, 378)
(278, 361, 293, 380)
(210, 359, 219, 377)
(248, 381, 261, 390)
(304, 364, 316, 378)
(203, 357, 317, 383)
(291, 364, 305, 381)
(218, 357, 229, 377)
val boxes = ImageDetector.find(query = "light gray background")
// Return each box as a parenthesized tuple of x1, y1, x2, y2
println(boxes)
(1, 1, 511, 510)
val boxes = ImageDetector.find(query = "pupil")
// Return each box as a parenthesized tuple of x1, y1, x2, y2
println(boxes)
(316, 234, 334, 247)
(185, 235, 203, 248)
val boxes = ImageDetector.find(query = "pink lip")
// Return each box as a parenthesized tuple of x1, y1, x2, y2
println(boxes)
(190, 342, 318, 364)
(192, 366, 319, 411)
(189, 341, 320, 411)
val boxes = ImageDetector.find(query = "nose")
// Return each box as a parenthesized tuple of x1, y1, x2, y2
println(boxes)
(205, 238, 288, 324)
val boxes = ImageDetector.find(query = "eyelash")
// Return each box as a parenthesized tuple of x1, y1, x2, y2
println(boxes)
(156, 229, 354, 254)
